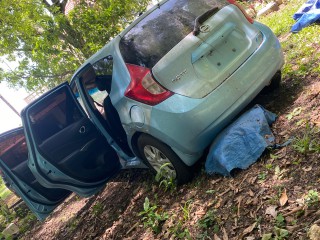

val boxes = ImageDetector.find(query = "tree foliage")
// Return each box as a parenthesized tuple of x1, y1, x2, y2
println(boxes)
(0, 0, 149, 91)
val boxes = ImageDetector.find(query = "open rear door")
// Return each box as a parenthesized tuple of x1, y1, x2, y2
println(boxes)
(21, 83, 121, 196)
(0, 128, 70, 220)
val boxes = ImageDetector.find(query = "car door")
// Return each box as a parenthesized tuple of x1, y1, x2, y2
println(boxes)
(21, 82, 122, 197)
(0, 127, 70, 220)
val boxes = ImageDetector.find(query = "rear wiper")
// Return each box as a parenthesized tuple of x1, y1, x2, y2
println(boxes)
(193, 7, 220, 36)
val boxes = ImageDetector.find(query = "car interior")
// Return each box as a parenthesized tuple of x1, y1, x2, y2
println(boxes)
(77, 61, 134, 157)
(27, 87, 119, 183)
(0, 129, 70, 203)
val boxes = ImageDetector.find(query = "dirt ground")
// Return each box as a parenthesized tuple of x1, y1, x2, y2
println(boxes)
(17, 62, 320, 240)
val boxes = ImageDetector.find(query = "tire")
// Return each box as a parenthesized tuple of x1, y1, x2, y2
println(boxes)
(265, 71, 281, 92)
(137, 134, 193, 184)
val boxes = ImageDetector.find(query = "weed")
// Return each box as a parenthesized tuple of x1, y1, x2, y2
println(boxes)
(139, 197, 169, 234)
(258, 172, 267, 181)
(265, 163, 273, 170)
(286, 107, 302, 121)
(262, 227, 289, 240)
(205, 189, 215, 194)
(197, 210, 219, 232)
(155, 163, 176, 192)
(274, 185, 285, 198)
(275, 214, 285, 228)
(293, 123, 320, 155)
(19, 212, 37, 234)
(274, 227, 289, 240)
(181, 200, 193, 222)
(169, 221, 192, 240)
(196, 230, 211, 240)
(305, 190, 319, 207)
(92, 202, 104, 216)
(68, 217, 80, 231)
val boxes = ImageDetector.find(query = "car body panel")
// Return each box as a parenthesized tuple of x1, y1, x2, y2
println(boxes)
(0, 128, 70, 220)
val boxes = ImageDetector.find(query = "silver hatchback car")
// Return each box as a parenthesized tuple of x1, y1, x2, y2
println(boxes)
(21, 0, 283, 196)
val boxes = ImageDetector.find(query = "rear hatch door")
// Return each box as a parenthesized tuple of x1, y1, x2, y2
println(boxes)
(120, 0, 262, 98)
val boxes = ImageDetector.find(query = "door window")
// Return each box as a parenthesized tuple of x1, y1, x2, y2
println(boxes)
(28, 88, 84, 145)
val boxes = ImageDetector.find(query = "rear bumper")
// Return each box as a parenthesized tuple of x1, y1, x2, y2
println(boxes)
(135, 22, 284, 166)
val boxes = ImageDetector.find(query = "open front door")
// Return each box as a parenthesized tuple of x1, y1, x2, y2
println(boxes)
(21, 83, 121, 196)
(0, 128, 70, 220)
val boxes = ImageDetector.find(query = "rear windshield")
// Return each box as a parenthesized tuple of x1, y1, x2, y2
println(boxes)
(119, 0, 228, 68)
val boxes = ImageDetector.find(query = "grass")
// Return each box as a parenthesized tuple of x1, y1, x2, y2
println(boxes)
(259, 0, 320, 78)
(0, 183, 11, 201)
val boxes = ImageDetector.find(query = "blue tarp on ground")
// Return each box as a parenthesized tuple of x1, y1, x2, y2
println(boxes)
(291, 0, 320, 32)
(205, 105, 276, 176)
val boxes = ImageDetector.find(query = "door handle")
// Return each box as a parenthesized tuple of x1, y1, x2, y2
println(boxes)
(79, 126, 86, 134)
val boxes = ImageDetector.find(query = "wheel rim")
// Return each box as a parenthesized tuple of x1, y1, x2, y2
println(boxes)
(143, 145, 177, 179)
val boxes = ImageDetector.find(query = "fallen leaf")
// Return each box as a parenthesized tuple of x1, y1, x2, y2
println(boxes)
(308, 224, 320, 240)
(195, 210, 206, 216)
(261, 233, 273, 240)
(303, 166, 313, 172)
(280, 189, 288, 206)
(248, 189, 254, 197)
(240, 222, 257, 238)
(265, 205, 278, 218)
(246, 237, 255, 240)
(222, 227, 229, 240)
(214, 234, 222, 240)
(214, 198, 222, 209)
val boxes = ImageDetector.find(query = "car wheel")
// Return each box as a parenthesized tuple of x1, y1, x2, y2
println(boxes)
(266, 71, 281, 91)
(137, 134, 193, 184)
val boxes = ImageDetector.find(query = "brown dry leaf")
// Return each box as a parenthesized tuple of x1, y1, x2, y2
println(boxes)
(239, 222, 257, 239)
(195, 210, 206, 216)
(248, 189, 255, 197)
(265, 205, 278, 218)
(222, 227, 229, 240)
(280, 189, 288, 206)
(215, 198, 222, 209)
(214, 234, 222, 240)
(303, 166, 313, 172)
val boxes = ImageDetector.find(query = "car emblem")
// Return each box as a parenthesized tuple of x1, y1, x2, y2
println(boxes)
(172, 69, 187, 83)
(200, 25, 210, 33)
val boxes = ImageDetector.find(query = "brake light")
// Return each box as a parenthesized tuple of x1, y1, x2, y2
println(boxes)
(124, 64, 174, 106)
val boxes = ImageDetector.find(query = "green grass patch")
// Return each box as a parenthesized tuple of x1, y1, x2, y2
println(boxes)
(258, 0, 320, 78)
(0, 183, 11, 201)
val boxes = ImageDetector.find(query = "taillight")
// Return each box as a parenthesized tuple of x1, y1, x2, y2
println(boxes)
(124, 64, 174, 106)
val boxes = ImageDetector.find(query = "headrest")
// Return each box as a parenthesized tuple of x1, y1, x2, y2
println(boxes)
(95, 75, 112, 93)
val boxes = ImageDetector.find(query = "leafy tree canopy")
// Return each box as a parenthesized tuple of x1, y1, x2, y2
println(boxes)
(0, 0, 149, 92)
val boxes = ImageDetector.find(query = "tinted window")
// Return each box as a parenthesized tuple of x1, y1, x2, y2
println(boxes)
(119, 0, 228, 68)
(0, 129, 27, 168)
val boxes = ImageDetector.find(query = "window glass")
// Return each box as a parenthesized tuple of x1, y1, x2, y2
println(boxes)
(71, 81, 89, 116)
(0, 129, 27, 168)
(119, 0, 228, 68)
(28, 87, 83, 145)
(75, 57, 114, 116)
